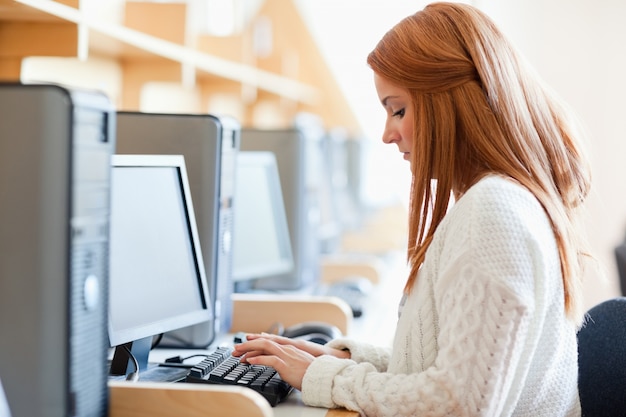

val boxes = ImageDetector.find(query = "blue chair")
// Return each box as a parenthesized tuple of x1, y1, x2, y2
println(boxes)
(577, 297, 626, 416)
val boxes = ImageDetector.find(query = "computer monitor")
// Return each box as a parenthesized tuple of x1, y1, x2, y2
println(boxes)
(107, 154, 212, 377)
(240, 128, 322, 290)
(115, 111, 239, 345)
(318, 130, 352, 254)
(345, 137, 370, 219)
(232, 152, 294, 290)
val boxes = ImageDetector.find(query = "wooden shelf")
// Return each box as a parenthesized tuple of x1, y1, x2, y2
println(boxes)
(0, 0, 318, 103)
(0, 0, 367, 133)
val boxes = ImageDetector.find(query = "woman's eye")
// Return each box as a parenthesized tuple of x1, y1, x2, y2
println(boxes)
(392, 108, 405, 118)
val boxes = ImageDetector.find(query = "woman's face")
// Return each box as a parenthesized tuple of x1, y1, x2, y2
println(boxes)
(374, 73, 414, 163)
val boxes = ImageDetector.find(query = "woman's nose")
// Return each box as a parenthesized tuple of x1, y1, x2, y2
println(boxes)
(382, 127, 398, 145)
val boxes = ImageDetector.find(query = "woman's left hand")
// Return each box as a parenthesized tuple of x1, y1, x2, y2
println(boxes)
(232, 335, 316, 390)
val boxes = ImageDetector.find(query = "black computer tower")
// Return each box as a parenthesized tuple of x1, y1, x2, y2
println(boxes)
(0, 84, 114, 416)
(116, 112, 239, 346)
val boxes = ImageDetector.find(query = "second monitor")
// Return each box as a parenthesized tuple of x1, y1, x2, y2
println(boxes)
(231, 151, 294, 291)
(240, 127, 323, 291)
(116, 111, 239, 346)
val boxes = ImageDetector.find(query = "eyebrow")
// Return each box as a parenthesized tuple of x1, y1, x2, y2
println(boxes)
(381, 95, 400, 106)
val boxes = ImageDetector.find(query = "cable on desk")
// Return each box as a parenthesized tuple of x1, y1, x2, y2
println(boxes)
(164, 353, 209, 365)
(123, 344, 140, 382)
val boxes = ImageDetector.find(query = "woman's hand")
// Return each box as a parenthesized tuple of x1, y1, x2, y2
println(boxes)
(242, 333, 351, 358)
(231, 333, 350, 390)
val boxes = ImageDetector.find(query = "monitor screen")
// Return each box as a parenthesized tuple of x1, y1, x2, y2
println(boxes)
(232, 152, 294, 285)
(108, 154, 212, 374)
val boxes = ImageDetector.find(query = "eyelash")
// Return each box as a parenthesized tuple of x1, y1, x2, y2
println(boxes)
(392, 108, 405, 118)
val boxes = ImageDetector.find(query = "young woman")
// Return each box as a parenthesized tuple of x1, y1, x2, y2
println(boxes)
(233, 2, 591, 415)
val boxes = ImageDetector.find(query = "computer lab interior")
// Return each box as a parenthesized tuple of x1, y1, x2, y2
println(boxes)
(1, 1, 625, 416)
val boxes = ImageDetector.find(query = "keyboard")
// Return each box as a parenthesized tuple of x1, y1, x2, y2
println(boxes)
(185, 346, 293, 406)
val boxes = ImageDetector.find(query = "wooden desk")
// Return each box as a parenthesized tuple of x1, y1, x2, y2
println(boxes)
(108, 381, 359, 417)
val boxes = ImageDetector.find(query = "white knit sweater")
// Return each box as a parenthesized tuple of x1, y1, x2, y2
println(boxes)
(301, 175, 581, 416)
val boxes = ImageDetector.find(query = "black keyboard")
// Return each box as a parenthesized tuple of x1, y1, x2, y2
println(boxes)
(185, 346, 293, 406)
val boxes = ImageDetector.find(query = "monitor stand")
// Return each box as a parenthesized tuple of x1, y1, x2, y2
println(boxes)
(109, 336, 152, 376)
(109, 337, 189, 383)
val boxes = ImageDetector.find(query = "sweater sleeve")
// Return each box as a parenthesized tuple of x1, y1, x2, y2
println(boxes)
(301, 180, 550, 416)
(326, 338, 391, 371)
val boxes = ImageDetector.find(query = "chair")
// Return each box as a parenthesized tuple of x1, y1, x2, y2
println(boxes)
(577, 297, 626, 416)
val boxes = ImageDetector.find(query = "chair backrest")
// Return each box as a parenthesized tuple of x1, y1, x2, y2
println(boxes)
(577, 297, 626, 416)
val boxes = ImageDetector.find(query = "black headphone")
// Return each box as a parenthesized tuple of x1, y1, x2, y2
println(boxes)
(280, 321, 343, 345)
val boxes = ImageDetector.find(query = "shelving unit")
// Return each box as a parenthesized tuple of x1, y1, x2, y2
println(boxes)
(0, 0, 362, 134)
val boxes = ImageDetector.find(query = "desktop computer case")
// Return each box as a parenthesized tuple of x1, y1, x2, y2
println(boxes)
(116, 112, 239, 346)
(0, 84, 114, 416)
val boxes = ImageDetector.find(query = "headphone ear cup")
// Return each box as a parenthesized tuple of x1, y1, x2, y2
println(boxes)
(282, 321, 343, 344)
(292, 333, 333, 345)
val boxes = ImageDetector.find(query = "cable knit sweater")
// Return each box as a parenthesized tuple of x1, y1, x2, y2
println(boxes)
(301, 175, 581, 416)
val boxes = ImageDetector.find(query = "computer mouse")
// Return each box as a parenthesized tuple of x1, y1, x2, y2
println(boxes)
(282, 321, 343, 345)
(330, 276, 373, 295)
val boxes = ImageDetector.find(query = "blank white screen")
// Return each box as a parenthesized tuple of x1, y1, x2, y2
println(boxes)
(108, 165, 204, 345)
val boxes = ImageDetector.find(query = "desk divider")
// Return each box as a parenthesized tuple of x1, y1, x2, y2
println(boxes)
(230, 293, 353, 335)
(108, 381, 273, 417)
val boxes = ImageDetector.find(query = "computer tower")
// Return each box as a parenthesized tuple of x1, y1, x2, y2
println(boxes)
(240, 127, 322, 290)
(115, 112, 239, 345)
(0, 83, 114, 416)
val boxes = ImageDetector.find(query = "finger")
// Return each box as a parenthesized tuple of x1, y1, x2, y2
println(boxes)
(244, 353, 285, 369)
(243, 333, 264, 341)
(251, 333, 294, 344)
(238, 350, 264, 363)
(234, 334, 326, 360)
(232, 338, 282, 357)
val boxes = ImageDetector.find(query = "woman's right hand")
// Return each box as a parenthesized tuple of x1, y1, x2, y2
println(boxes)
(231, 333, 351, 390)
